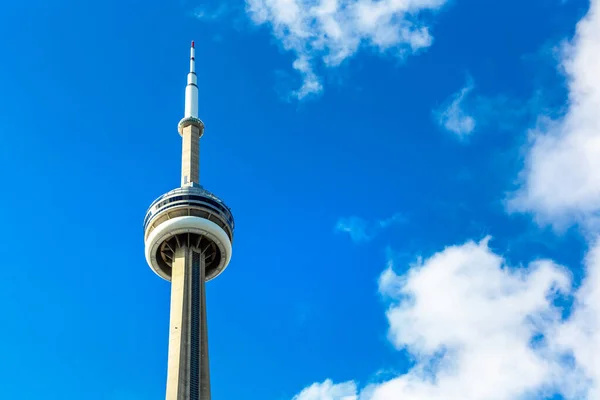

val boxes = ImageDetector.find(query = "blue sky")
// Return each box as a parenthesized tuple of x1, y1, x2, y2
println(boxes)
(1, 0, 600, 399)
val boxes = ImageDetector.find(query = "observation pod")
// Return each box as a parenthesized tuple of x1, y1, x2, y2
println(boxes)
(144, 185, 235, 281)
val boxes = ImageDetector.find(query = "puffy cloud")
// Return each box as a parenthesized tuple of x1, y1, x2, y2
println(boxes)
(335, 213, 406, 243)
(293, 237, 600, 399)
(245, 0, 448, 98)
(292, 380, 358, 400)
(551, 239, 600, 398)
(510, 0, 600, 230)
(371, 237, 571, 400)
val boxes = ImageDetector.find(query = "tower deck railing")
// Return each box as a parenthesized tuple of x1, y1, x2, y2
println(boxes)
(143, 187, 235, 232)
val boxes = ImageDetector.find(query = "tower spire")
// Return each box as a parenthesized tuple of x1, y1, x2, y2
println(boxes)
(179, 40, 204, 187)
(185, 40, 198, 119)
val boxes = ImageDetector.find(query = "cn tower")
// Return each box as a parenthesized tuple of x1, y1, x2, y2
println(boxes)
(144, 41, 234, 400)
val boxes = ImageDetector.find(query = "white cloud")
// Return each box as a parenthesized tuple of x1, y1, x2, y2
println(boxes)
(193, 0, 232, 22)
(335, 213, 406, 243)
(245, 0, 448, 98)
(372, 237, 571, 400)
(293, 236, 600, 400)
(335, 216, 371, 243)
(291, 3, 600, 400)
(292, 379, 358, 400)
(435, 79, 476, 137)
(378, 213, 406, 228)
(434, 77, 532, 139)
(509, 0, 600, 230)
(551, 238, 600, 398)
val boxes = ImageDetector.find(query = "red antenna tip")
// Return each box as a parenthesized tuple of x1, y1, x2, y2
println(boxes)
(191, 40, 195, 48)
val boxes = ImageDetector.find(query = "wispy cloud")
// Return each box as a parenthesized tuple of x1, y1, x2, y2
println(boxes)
(435, 78, 476, 137)
(335, 213, 406, 243)
(434, 77, 531, 139)
(509, 0, 600, 231)
(245, 0, 449, 99)
(193, 3, 231, 21)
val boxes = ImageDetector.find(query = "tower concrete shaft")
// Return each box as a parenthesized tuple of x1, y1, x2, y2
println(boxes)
(181, 124, 201, 186)
(166, 242, 211, 400)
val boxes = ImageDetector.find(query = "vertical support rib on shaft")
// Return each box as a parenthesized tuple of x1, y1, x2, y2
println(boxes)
(165, 244, 211, 400)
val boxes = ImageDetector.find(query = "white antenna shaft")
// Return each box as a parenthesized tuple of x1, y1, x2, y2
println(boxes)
(184, 41, 198, 118)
